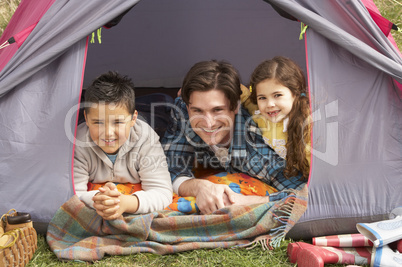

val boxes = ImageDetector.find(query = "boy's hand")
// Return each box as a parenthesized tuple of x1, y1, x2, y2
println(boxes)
(98, 182, 120, 195)
(93, 182, 122, 220)
(92, 182, 140, 220)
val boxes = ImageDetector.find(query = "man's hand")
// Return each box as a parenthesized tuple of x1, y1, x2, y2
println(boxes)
(196, 183, 237, 214)
(179, 179, 236, 214)
(179, 179, 271, 214)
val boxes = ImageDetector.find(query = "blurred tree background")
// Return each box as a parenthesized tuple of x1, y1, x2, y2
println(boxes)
(0, 0, 19, 36)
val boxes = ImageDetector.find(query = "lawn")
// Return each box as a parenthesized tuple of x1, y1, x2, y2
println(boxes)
(0, 0, 19, 37)
(29, 234, 347, 267)
(1, 0, 400, 266)
(28, 235, 293, 267)
(374, 0, 402, 51)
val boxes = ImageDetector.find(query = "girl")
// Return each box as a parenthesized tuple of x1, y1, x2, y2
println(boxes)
(242, 56, 311, 180)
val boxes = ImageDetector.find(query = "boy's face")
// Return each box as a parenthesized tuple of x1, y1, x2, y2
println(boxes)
(84, 103, 137, 154)
(187, 89, 238, 147)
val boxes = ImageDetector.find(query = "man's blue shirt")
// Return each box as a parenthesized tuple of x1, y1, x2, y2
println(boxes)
(161, 97, 305, 192)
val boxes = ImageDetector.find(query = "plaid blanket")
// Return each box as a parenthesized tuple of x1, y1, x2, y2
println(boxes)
(46, 175, 308, 262)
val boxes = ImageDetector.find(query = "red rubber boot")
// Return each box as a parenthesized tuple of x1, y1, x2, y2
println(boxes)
(390, 239, 402, 253)
(287, 242, 317, 263)
(398, 239, 402, 253)
(296, 246, 372, 267)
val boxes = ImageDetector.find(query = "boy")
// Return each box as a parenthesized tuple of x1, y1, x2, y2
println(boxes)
(74, 71, 173, 220)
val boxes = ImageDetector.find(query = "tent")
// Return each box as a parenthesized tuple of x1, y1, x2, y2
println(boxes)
(0, 0, 401, 239)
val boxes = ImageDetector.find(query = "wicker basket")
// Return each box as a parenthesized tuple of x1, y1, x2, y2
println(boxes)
(0, 209, 38, 267)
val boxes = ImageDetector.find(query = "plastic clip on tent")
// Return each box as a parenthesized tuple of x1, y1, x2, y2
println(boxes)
(0, 23, 37, 50)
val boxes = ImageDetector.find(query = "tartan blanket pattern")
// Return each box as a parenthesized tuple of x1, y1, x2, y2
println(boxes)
(46, 184, 307, 262)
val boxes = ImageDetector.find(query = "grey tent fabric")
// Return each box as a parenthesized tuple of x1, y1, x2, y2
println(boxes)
(0, 0, 401, 238)
(266, 0, 402, 83)
(289, 29, 402, 238)
(83, 0, 307, 88)
(0, 41, 85, 225)
(0, 0, 141, 226)
(271, 0, 402, 238)
(0, 0, 140, 96)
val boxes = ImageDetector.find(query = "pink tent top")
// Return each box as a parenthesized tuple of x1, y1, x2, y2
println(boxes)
(362, 0, 401, 56)
(0, 0, 55, 72)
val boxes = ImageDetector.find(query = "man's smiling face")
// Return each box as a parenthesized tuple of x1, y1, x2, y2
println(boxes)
(187, 89, 238, 147)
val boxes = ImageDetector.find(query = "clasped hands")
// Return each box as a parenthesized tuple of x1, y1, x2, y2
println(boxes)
(92, 182, 133, 220)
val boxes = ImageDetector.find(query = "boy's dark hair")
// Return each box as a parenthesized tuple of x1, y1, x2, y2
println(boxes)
(181, 60, 241, 111)
(84, 71, 136, 114)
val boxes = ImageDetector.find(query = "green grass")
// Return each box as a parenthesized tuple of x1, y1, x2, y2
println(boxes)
(28, 234, 293, 267)
(373, 0, 402, 51)
(28, 234, 351, 267)
(0, 0, 19, 37)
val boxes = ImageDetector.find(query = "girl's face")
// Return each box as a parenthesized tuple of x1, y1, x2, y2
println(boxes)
(256, 78, 295, 123)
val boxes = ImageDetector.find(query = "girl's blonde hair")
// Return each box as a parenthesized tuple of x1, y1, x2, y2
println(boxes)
(249, 56, 311, 180)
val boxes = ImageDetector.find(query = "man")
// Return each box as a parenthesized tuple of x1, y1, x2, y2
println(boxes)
(162, 60, 305, 214)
